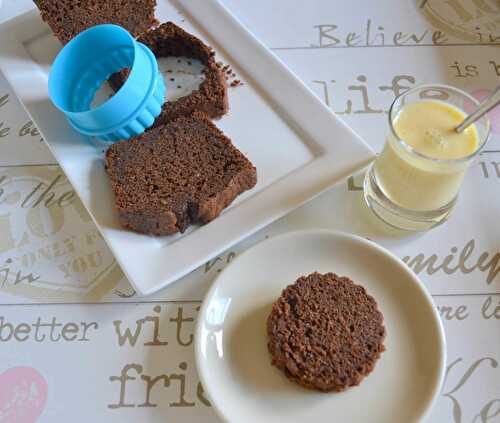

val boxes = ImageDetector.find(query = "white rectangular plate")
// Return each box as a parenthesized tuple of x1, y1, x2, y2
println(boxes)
(0, 0, 374, 295)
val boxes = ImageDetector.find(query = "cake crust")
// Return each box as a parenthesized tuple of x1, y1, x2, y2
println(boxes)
(105, 113, 256, 235)
(110, 22, 228, 126)
(267, 272, 386, 392)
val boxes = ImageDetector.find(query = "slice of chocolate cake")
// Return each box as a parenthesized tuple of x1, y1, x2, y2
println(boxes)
(267, 272, 386, 392)
(109, 22, 228, 126)
(105, 113, 256, 235)
(34, 0, 158, 45)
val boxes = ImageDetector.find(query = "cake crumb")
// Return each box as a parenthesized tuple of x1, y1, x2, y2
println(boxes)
(105, 114, 256, 235)
(267, 272, 386, 392)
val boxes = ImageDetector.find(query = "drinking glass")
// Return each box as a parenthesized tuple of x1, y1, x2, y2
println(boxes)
(363, 84, 490, 231)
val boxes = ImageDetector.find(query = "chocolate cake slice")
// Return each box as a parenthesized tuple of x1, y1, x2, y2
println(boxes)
(267, 272, 386, 392)
(34, 0, 158, 45)
(109, 22, 228, 126)
(105, 113, 256, 235)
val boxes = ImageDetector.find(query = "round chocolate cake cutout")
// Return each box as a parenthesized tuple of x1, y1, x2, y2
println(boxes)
(267, 272, 386, 392)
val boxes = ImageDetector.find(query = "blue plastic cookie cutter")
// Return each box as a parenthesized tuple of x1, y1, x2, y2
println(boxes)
(48, 24, 165, 142)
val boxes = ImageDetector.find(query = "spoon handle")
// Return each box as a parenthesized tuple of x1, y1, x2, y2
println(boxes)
(455, 85, 500, 133)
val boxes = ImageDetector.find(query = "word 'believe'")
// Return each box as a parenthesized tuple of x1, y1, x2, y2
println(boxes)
(312, 19, 448, 48)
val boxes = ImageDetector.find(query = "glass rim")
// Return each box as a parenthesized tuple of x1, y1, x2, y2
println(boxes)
(388, 83, 491, 164)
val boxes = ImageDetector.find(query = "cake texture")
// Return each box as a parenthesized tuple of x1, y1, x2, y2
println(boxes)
(109, 22, 228, 126)
(33, 0, 158, 45)
(105, 113, 256, 235)
(267, 272, 386, 392)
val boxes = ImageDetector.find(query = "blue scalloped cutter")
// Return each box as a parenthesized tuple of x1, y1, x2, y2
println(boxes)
(48, 24, 165, 142)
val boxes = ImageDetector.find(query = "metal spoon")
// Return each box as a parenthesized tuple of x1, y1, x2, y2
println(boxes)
(455, 86, 500, 133)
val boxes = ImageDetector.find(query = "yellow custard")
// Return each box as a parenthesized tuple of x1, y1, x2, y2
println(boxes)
(374, 100, 480, 211)
(394, 101, 478, 160)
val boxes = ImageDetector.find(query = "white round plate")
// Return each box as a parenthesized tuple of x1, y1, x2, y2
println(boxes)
(195, 230, 446, 423)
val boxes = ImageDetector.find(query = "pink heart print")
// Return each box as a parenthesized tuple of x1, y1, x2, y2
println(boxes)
(464, 89, 500, 134)
(0, 367, 48, 423)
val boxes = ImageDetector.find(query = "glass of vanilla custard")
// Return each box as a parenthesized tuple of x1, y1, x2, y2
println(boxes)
(364, 84, 490, 231)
